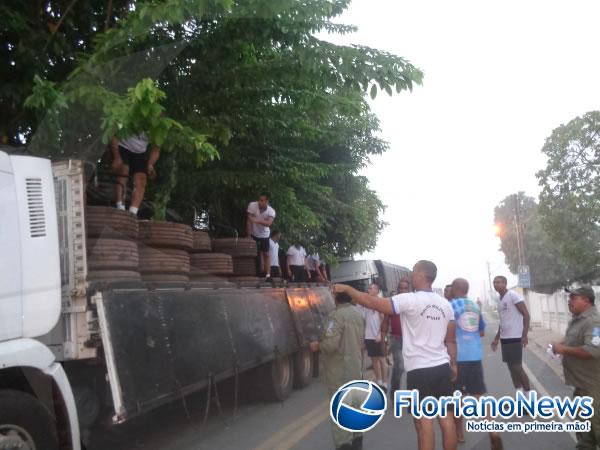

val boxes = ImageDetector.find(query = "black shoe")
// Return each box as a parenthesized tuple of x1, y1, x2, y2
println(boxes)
(352, 436, 363, 450)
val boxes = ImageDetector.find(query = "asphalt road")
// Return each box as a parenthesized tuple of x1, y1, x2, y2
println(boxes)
(89, 319, 577, 450)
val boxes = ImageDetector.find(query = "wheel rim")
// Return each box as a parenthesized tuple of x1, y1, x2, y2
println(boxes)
(0, 424, 36, 450)
(277, 357, 291, 388)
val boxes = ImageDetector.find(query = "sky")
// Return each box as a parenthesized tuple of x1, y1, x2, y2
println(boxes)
(323, 0, 600, 300)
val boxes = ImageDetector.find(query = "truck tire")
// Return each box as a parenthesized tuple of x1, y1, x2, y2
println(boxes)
(232, 257, 257, 276)
(260, 355, 294, 402)
(190, 253, 233, 275)
(141, 273, 190, 282)
(88, 270, 141, 281)
(138, 221, 193, 250)
(211, 238, 257, 257)
(86, 206, 138, 239)
(0, 389, 59, 450)
(191, 232, 211, 253)
(87, 238, 139, 270)
(138, 247, 190, 274)
(293, 348, 313, 389)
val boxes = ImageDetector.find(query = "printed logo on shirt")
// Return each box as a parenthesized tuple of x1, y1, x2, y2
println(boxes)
(459, 311, 480, 333)
(419, 304, 447, 321)
(591, 327, 600, 347)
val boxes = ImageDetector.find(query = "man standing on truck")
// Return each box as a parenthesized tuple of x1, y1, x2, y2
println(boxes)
(287, 242, 309, 282)
(334, 260, 458, 450)
(269, 230, 282, 278)
(310, 291, 364, 450)
(247, 193, 276, 281)
(307, 252, 328, 281)
(490, 275, 532, 395)
(111, 133, 160, 215)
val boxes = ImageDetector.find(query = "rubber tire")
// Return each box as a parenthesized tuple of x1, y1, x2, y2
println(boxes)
(232, 257, 257, 276)
(141, 273, 190, 282)
(138, 221, 193, 250)
(138, 247, 190, 274)
(190, 253, 233, 275)
(0, 389, 59, 450)
(86, 206, 138, 239)
(191, 232, 212, 253)
(260, 355, 294, 402)
(211, 238, 257, 257)
(293, 348, 313, 389)
(87, 238, 139, 270)
(88, 270, 141, 281)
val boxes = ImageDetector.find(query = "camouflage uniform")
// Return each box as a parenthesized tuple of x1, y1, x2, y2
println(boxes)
(320, 302, 365, 449)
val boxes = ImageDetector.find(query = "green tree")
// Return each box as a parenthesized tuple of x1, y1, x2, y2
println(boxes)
(536, 111, 600, 283)
(4, 0, 424, 258)
(494, 193, 574, 293)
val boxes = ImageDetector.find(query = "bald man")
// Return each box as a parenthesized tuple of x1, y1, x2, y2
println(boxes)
(450, 278, 502, 449)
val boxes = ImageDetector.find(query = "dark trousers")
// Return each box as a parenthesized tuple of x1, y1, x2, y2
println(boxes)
(290, 265, 306, 282)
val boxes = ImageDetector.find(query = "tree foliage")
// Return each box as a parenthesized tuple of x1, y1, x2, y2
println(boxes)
(536, 111, 600, 283)
(494, 193, 574, 293)
(2, 0, 424, 259)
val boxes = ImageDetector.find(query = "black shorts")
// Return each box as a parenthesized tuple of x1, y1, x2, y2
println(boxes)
(290, 265, 306, 282)
(252, 236, 269, 253)
(118, 146, 148, 175)
(365, 339, 384, 357)
(456, 361, 487, 395)
(501, 338, 523, 364)
(407, 363, 454, 399)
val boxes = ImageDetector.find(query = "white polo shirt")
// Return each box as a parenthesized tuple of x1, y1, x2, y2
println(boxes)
(306, 253, 320, 271)
(269, 239, 279, 267)
(287, 245, 306, 266)
(498, 290, 525, 339)
(247, 201, 276, 238)
(359, 295, 384, 340)
(390, 291, 454, 372)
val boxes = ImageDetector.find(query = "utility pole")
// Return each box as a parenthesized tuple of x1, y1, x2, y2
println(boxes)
(486, 261, 493, 305)
(513, 193, 532, 318)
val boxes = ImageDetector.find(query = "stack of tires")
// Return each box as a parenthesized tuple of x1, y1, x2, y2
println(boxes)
(86, 207, 140, 281)
(189, 232, 234, 281)
(138, 221, 193, 282)
(211, 238, 258, 281)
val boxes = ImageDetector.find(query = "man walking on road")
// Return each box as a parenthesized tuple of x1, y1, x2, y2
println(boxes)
(450, 278, 502, 449)
(247, 194, 276, 281)
(310, 291, 364, 450)
(491, 275, 532, 394)
(551, 286, 600, 449)
(334, 260, 458, 450)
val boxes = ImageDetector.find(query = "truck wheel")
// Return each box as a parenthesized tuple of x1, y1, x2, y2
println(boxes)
(0, 390, 59, 450)
(293, 348, 313, 389)
(261, 355, 294, 402)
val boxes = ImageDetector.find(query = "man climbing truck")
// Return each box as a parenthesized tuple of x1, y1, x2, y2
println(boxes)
(0, 148, 335, 444)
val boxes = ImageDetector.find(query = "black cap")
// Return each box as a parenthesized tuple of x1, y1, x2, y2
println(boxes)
(565, 286, 596, 304)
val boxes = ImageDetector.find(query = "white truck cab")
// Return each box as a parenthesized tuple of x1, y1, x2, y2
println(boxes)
(0, 150, 80, 449)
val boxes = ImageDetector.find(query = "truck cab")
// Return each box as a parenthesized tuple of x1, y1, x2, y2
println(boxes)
(0, 149, 80, 449)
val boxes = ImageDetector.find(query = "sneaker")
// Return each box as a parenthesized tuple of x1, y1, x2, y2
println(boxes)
(265, 275, 273, 282)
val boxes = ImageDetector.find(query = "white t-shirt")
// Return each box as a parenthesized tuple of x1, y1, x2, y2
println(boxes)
(359, 297, 384, 340)
(269, 239, 279, 267)
(247, 202, 276, 238)
(306, 253, 320, 271)
(287, 245, 306, 266)
(390, 291, 454, 372)
(120, 133, 149, 154)
(498, 290, 525, 339)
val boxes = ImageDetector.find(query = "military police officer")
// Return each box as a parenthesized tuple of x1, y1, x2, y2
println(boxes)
(310, 291, 364, 450)
(551, 286, 600, 449)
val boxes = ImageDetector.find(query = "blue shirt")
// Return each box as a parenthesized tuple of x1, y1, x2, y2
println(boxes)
(451, 297, 485, 362)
